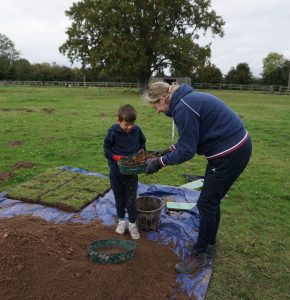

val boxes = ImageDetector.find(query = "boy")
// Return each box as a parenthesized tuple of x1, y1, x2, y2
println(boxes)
(103, 104, 146, 239)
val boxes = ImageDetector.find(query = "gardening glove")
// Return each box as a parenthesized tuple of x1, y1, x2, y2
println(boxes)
(112, 154, 125, 161)
(145, 158, 163, 174)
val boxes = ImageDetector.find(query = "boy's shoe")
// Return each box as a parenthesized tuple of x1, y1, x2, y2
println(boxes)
(115, 220, 126, 235)
(175, 252, 208, 274)
(184, 242, 217, 258)
(128, 222, 140, 240)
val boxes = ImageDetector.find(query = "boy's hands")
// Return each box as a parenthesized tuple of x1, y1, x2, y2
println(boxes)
(138, 148, 145, 154)
(145, 158, 163, 174)
(112, 154, 125, 161)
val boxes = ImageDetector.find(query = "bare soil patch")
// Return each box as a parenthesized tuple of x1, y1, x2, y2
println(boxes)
(0, 161, 34, 181)
(0, 172, 14, 181)
(0, 216, 180, 300)
(7, 140, 24, 147)
(42, 108, 55, 114)
(0, 108, 34, 112)
(13, 161, 35, 169)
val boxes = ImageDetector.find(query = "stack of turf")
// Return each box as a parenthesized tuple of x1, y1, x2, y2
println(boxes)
(7, 169, 111, 212)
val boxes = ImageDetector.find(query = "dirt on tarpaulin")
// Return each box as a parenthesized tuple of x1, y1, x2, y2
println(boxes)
(0, 216, 190, 300)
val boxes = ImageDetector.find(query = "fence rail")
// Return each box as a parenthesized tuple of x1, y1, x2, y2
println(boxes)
(192, 83, 290, 94)
(0, 80, 139, 88)
(0, 80, 289, 94)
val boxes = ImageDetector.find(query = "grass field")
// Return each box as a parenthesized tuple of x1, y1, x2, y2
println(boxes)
(0, 86, 289, 299)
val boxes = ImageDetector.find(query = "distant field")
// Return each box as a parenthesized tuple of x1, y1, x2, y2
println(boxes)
(0, 86, 289, 299)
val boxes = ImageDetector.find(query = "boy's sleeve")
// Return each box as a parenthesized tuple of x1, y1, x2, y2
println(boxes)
(103, 129, 114, 161)
(139, 128, 146, 151)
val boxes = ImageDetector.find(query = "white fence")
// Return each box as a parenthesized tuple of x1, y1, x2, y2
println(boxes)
(192, 83, 290, 94)
(0, 80, 139, 88)
(0, 80, 289, 94)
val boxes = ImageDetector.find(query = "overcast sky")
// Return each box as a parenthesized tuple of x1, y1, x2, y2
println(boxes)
(1, 0, 289, 77)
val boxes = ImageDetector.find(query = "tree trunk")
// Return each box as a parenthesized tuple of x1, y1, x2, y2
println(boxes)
(138, 71, 150, 94)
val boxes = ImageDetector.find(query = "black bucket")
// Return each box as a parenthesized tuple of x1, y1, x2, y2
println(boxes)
(136, 196, 164, 231)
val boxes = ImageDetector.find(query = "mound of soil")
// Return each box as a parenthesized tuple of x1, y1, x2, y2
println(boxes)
(13, 161, 35, 169)
(0, 172, 14, 181)
(7, 140, 24, 147)
(0, 216, 185, 300)
(42, 108, 54, 114)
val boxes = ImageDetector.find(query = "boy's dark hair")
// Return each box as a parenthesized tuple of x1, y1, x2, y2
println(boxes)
(117, 104, 137, 122)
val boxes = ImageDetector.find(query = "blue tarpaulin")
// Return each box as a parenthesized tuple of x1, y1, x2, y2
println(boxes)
(0, 166, 213, 300)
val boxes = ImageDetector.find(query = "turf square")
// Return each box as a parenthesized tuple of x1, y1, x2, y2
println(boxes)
(7, 169, 111, 212)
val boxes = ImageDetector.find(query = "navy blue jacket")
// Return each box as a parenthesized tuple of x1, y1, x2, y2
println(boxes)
(161, 84, 248, 166)
(104, 124, 146, 164)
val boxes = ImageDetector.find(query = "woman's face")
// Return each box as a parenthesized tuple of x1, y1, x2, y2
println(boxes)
(151, 97, 169, 113)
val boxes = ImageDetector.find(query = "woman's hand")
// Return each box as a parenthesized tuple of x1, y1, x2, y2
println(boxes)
(145, 158, 163, 174)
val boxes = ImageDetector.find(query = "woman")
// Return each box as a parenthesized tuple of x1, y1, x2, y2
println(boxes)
(143, 82, 252, 274)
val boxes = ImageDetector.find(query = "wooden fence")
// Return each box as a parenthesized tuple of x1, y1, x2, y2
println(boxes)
(0, 81, 138, 88)
(192, 83, 290, 94)
(0, 80, 289, 94)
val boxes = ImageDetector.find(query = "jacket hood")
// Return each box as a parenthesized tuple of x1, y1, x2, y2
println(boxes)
(109, 123, 137, 134)
(165, 84, 194, 117)
(110, 124, 122, 132)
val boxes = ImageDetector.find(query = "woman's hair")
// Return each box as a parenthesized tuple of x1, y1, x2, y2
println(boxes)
(117, 104, 137, 122)
(143, 81, 180, 104)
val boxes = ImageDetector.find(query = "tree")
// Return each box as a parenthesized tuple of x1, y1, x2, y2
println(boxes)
(192, 62, 223, 83)
(0, 33, 20, 79)
(0, 33, 20, 60)
(225, 63, 252, 84)
(7, 59, 32, 80)
(262, 52, 285, 78)
(59, 0, 224, 87)
(262, 52, 290, 85)
(263, 59, 290, 86)
(30, 63, 52, 81)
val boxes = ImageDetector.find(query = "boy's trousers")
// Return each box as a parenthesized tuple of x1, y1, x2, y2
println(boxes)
(109, 162, 138, 223)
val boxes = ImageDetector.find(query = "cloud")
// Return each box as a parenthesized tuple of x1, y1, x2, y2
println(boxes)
(1, 0, 289, 76)
(208, 0, 290, 76)
(0, 0, 74, 66)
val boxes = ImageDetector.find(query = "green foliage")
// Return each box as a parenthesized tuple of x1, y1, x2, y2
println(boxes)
(0, 34, 76, 81)
(0, 33, 20, 80)
(262, 52, 290, 86)
(262, 52, 285, 77)
(8, 59, 32, 80)
(225, 63, 253, 84)
(192, 62, 223, 83)
(263, 61, 290, 86)
(59, 0, 225, 84)
(0, 33, 20, 60)
(0, 86, 290, 298)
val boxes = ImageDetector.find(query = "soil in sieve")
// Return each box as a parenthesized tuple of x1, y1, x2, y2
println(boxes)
(124, 152, 161, 166)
